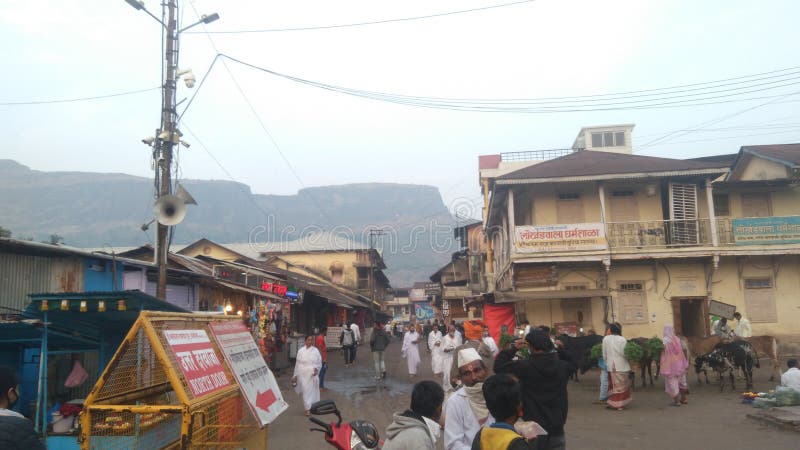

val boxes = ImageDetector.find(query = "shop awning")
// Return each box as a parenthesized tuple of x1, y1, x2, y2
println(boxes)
(215, 280, 286, 302)
(494, 288, 609, 303)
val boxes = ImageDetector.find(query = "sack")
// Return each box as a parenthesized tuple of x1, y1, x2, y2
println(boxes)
(342, 331, 353, 346)
(64, 360, 89, 388)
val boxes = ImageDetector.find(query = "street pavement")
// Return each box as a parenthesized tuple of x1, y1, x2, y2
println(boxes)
(268, 337, 798, 449)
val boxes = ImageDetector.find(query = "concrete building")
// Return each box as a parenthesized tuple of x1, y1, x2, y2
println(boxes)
(480, 137, 800, 349)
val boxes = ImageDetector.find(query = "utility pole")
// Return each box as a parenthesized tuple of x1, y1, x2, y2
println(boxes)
(126, 0, 217, 301)
(156, 0, 178, 300)
(368, 229, 386, 311)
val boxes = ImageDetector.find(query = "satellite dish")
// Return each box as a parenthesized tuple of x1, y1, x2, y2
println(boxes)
(153, 184, 197, 226)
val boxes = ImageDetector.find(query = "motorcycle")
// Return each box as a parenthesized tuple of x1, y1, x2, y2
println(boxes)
(308, 399, 381, 450)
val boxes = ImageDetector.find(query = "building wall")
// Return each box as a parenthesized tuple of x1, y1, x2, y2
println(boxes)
(740, 157, 788, 181)
(179, 242, 244, 261)
(0, 253, 84, 311)
(84, 257, 124, 291)
(273, 252, 362, 289)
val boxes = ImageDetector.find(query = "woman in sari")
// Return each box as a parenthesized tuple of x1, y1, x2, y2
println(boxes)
(292, 335, 321, 416)
(660, 325, 689, 406)
(602, 323, 631, 410)
(402, 324, 421, 378)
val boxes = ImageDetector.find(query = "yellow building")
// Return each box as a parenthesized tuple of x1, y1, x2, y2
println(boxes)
(482, 143, 800, 351)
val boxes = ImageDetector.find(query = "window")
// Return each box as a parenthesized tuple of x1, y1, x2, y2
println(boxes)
(558, 193, 580, 200)
(330, 261, 344, 284)
(713, 193, 730, 217)
(617, 281, 648, 324)
(612, 190, 635, 197)
(744, 277, 776, 322)
(741, 193, 772, 217)
(564, 283, 588, 291)
(357, 267, 369, 290)
(615, 131, 625, 147)
(590, 131, 626, 148)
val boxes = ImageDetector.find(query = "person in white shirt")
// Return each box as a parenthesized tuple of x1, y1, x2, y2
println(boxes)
(441, 325, 460, 392)
(781, 359, 800, 391)
(350, 322, 361, 361)
(428, 326, 445, 378)
(603, 323, 632, 410)
(443, 348, 492, 450)
(292, 336, 322, 416)
(481, 327, 499, 357)
(733, 312, 752, 338)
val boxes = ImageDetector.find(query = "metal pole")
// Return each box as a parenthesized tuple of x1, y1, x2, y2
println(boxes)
(156, 0, 178, 300)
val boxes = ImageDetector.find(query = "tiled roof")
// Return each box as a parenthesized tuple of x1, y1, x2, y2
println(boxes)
(742, 144, 800, 166)
(498, 150, 729, 181)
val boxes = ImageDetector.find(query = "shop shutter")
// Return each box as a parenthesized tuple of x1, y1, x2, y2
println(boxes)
(669, 183, 699, 245)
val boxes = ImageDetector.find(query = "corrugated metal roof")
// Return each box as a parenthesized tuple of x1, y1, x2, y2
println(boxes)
(742, 143, 800, 166)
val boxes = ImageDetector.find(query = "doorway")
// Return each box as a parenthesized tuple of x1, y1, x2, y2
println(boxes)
(671, 297, 709, 337)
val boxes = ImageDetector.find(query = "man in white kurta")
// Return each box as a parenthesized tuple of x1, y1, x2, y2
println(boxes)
(402, 327, 421, 377)
(443, 348, 492, 450)
(733, 312, 752, 337)
(441, 326, 459, 392)
(293, 336, 322, 414)
(428, 327, 445, 376)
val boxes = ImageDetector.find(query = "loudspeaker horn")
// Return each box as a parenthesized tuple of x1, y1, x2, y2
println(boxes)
(154, 195, 187, 226)
(175, 183, 197, 205)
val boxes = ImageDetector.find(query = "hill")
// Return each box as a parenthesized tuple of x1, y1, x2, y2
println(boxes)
(0, 159, 456, 286)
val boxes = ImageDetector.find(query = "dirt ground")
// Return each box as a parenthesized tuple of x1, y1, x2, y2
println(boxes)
(268, 338, 797, 449)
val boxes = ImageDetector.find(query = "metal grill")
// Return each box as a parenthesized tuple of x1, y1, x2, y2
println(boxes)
(189, 391, 259, 448)
(88, 408, 181, 450)
(94, 328, 171, 403)
(82, 313, 265, 450)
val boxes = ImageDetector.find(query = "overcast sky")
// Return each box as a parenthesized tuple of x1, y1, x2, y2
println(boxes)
(2, 0, 799, 221)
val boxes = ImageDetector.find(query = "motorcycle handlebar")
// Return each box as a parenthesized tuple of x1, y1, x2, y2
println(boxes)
(308, 416, 332, 436)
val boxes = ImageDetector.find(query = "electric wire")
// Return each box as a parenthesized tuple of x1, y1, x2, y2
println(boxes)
(188, 0, 538, 34)
(219, 54, 800, 113)
(184, 4, 336, 230)
(0, 87, 160, 106)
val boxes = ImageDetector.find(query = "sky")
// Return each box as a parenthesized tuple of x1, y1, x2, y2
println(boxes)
(2, 0, 800, 222)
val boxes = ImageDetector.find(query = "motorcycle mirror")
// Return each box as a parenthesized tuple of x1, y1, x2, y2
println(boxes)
(310, 400, 339, 416)
(350, 420, 380, 448)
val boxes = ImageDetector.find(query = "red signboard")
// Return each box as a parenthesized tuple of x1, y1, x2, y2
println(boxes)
(163, 329, 230, 398)
(260, 281, 288, 296)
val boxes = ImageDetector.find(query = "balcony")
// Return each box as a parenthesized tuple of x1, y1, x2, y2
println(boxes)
(500, 148, 578, 162)
(514, 216, 800, 254)
(606, 219, 713, 249)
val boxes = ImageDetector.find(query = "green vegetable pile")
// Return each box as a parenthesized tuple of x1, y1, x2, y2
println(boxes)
(646, 336, 664, 358)
(624, 341, 644, 362)
(590, 343, 603, 361)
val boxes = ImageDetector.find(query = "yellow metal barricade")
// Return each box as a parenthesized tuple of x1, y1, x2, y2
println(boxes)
(79, 312, 268, 449)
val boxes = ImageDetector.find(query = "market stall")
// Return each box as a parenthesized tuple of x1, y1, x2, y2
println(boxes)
(0, 290, 190, 450)
(79, 311, 287, 449)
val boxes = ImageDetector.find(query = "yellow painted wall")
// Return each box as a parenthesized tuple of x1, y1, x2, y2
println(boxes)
(517, 256, 800, 341)
(740, 157, 788, 181)
(603, 182, 664, 222)
(770, 189, 800, 216)
(180, 241, 246, 261)
(276, 252, 359, 288)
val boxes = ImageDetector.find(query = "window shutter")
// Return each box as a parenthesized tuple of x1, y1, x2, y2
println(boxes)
(669, 183, 699, 245)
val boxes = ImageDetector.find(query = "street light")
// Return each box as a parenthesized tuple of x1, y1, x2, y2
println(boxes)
(179, 13, 220, 33)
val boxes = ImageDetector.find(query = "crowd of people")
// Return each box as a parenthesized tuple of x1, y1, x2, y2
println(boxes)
(291, 313, 797, 450)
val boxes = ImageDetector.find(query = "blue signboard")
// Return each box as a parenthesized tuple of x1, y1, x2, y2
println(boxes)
(733, 216, 800, 245)
(414, 302, 435, 320)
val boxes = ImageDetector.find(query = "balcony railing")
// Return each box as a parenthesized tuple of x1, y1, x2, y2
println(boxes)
(500, 148, 579, 162)
(606, 219, 713, 249)
(514, 216, 800, 254)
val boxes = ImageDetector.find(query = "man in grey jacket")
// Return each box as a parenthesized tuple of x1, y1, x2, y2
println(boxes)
(370, 322, 392, 380)
(383, 381, 444, 450)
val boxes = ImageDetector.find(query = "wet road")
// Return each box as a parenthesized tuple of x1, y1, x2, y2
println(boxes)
(268, 337, 798, 449)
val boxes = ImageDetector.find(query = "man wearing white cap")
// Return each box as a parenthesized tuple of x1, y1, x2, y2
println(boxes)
(443, 348, 493, 450)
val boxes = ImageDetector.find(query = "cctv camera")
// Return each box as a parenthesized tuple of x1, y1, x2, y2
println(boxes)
(141, 136, 155, 145)
(183, 72, 196, 88)
(180, 140, 191, 148)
